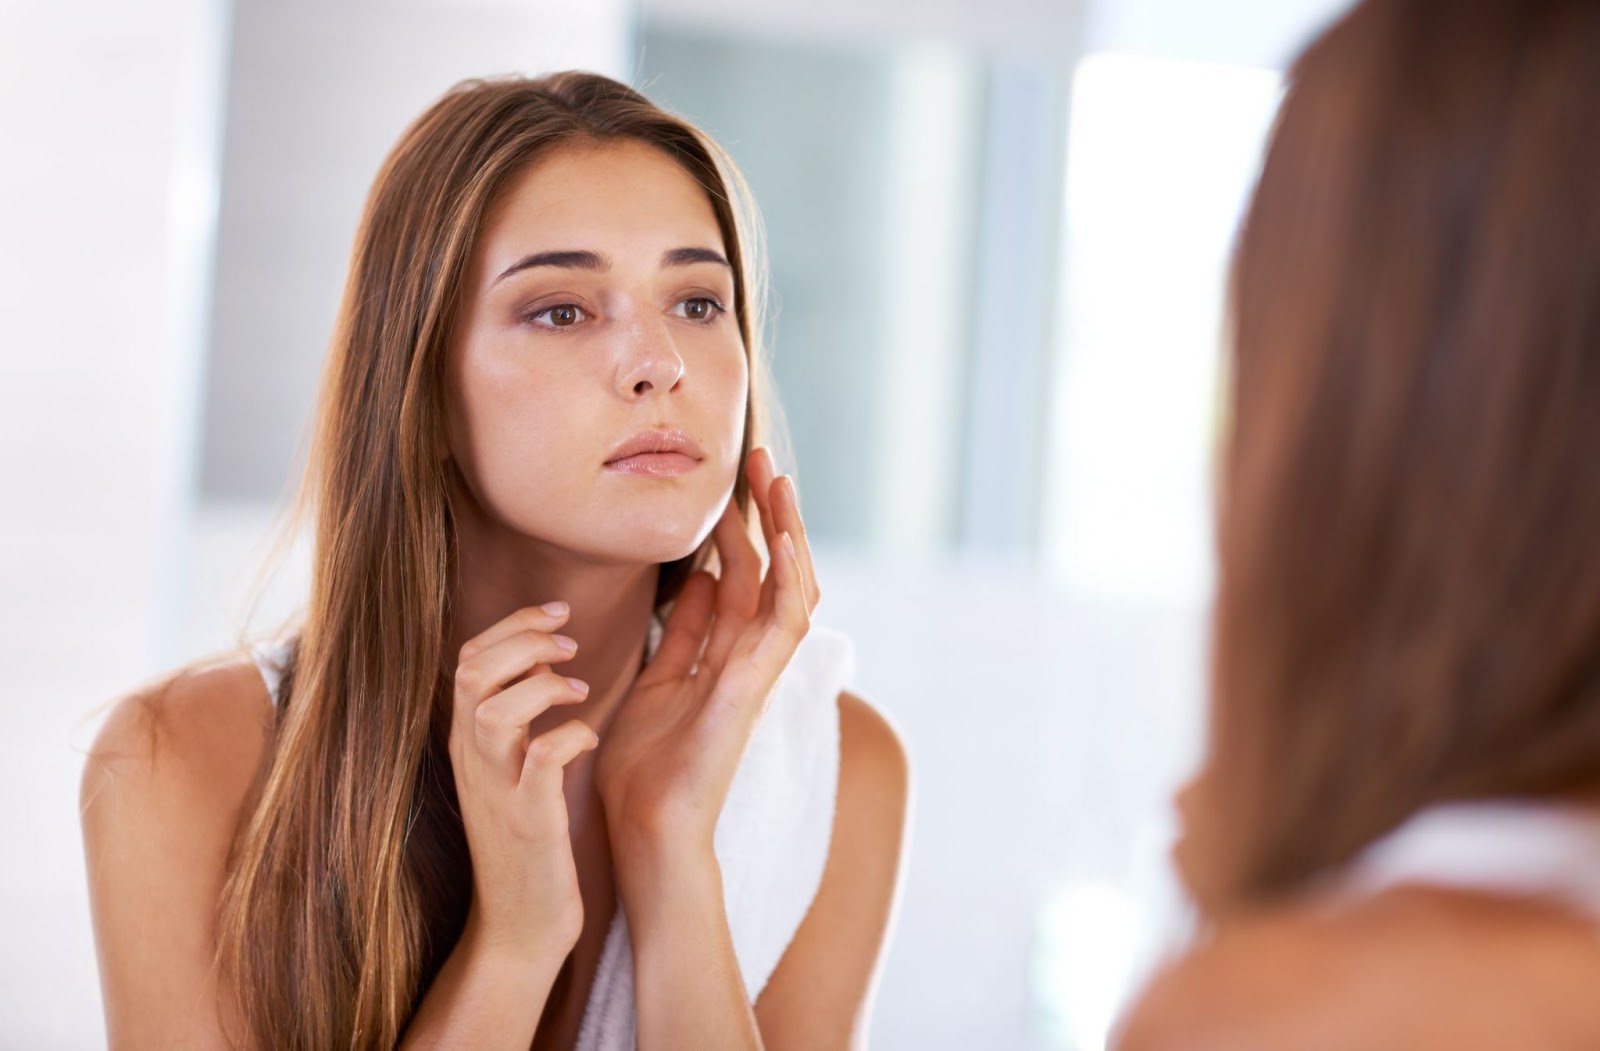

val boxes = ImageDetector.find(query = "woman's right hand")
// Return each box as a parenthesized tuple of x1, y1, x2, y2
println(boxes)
(448, 601, 596, 959)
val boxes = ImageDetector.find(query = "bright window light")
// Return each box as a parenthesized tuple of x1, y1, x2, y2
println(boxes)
(1042, 53, 1283, 604)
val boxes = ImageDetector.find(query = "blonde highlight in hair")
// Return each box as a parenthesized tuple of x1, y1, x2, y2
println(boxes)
(213, 72, 773, 1049)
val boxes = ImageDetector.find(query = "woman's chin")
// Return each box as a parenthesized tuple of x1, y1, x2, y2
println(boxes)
(585, 517, 711, 567)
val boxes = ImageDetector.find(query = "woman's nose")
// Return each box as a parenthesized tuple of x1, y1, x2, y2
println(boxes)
(615, 319, 686, 398)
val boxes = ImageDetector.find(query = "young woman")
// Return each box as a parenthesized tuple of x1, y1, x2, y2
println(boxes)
(1115, 0, 1600, 1047)
(80, 72, 910, 1050)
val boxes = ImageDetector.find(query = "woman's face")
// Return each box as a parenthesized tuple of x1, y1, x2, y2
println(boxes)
(445, 138, 748, 565)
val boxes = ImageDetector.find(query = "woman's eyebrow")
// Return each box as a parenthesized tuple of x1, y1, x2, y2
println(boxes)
(493, 249, 610, 285)
(492, 246, 728, 286)
(661, 246, 730, 269)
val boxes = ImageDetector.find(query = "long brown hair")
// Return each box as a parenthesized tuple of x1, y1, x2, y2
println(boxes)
(1184, 0, 1600, 915)
(213, 72, 774, 1049)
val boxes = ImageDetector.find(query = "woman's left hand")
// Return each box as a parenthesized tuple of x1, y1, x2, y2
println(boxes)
(594, 447, 821, 861)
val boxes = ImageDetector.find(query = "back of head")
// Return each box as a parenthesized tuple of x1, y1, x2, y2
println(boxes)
(1186, 0, 1600, 915)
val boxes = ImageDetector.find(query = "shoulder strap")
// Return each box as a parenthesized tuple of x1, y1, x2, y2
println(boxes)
(249, 638, 293, 708)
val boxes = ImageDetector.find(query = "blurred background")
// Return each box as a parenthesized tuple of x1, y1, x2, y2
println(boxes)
(0, 0, 1349, 1046)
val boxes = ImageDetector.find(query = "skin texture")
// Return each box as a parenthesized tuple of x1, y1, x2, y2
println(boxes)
(80, 141, 910, 1049)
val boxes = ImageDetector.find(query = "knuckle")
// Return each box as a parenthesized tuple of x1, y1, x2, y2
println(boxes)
(781, 610, 810, 643)
(473, 702, 507, 737)
(454, 664, 485, 697)
(522, 746, 546, 772)
(524, 735, 558, 766)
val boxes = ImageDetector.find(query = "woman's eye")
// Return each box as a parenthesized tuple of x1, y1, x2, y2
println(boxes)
(675, 297, 724, 323)
(529, 303, 587, 329)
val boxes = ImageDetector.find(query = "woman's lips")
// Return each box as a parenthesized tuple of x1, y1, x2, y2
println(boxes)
(604, 451, 701, 477)
(603, 428, 704, 476)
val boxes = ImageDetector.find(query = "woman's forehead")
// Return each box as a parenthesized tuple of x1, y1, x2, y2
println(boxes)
(475, 139, 726, 275)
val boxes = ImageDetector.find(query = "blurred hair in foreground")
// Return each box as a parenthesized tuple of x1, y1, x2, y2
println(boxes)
(1179, 0, 1600, 915)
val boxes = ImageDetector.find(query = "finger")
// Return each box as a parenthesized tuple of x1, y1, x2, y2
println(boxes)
(518, 718, 600, 793)
(456, 629, 580, 702)
(471, 670, 590, 781)
(457, 601, 572, 663)
(703, 509, 764, 676)
(741, 532, 811, 691)
(769, 530, 811, 643)
(711, 496, 762, 621)
(748, 530, 810, 658)
(452, 629, 579, 738)
(639, 570, 717, 685)
(774, 476, 821, 613)
(703, 532, 810, 732)
(753, 470, 784, 620)
(747, 447, 781, 559)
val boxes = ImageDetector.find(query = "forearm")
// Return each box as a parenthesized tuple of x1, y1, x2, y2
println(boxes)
(618, 842, 764, 1051)
(398, 915, 570, 1050)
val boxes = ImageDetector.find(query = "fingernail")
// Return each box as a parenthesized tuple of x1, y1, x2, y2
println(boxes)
(554, 634, 578, 652)
(541, 600, 569, 616)
(781, 531, 796, 557)
(565, 676, 589, 694)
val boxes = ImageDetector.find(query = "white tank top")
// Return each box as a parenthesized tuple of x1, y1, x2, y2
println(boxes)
(1335, 798, 1600, 920)
(252, 621, 853, 1048)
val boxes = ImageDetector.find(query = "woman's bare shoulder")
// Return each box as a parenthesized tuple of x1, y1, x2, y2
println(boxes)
(80, 652, 278, 879)
(836, 690, 909, 798)
(80, 653, 278, 1045)
(1113, 904, 1370, 1051)
(82, 653, 276, 805)
(1114, 887, 1600, 1051)
(749, 691, 908, 1039)
(828, 690, 911, 895)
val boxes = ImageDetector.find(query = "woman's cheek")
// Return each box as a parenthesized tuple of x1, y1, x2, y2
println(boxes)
(714, 346, 751, 441)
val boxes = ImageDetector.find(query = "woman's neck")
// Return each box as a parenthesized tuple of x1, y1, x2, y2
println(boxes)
(446, 507, 660, 744)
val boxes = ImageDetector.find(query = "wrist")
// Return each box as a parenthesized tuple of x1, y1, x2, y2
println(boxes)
(610, 819, 715, 875)
(614, 842, 727, 944)
(460, 902, 578, 974)
(614, 834, 721, 900)
(602, 788, 710, 855)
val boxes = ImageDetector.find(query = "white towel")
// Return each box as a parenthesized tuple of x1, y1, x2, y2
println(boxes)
(1336, 798, 1600, 918)
(574, 623, 851, 1050)
(251, 622, 853, 1048)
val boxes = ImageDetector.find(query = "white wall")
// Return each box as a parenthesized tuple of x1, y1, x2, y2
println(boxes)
(0, 0, 229, 1044)
(1085, 0, 1353, 69)
(647, 0, 1354, 70)
(649, 0, 1084, 60)
(199, 0, 630, 500)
